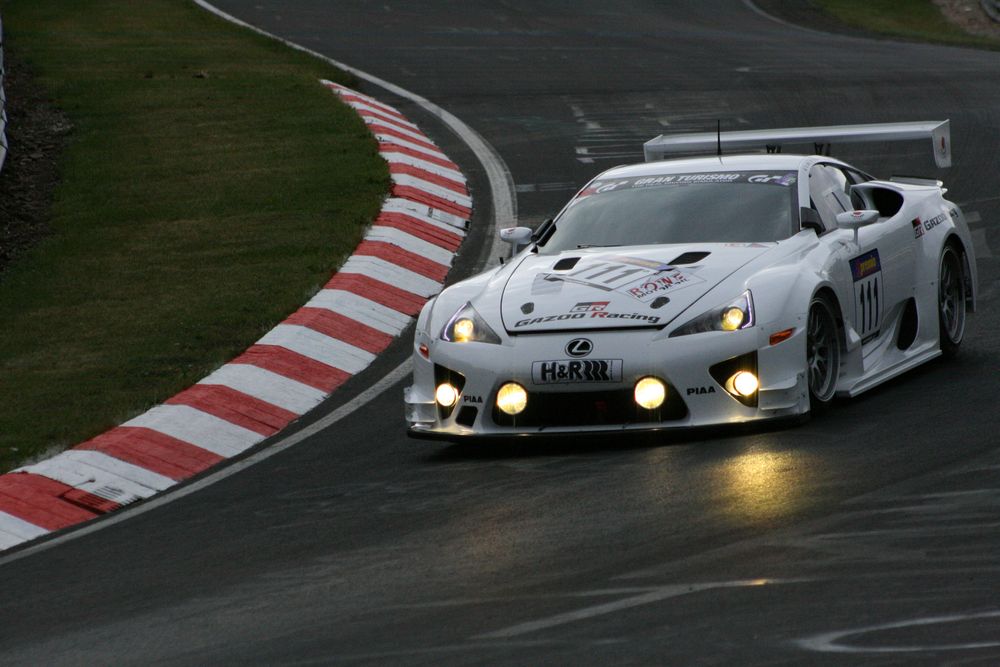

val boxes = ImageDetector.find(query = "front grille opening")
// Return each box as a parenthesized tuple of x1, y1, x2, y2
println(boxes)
(491, 386, 688, 428)
(456, 406, 478, 427)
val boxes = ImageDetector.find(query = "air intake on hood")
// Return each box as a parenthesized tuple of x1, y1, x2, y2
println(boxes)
(668, 251, 710, 265)
(553, 257, 581, 271)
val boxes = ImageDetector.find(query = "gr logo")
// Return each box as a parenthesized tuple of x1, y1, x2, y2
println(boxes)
(564, 338, 593, 358)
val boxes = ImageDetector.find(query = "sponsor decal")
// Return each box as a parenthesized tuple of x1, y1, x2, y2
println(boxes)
(595, 180, 630, 193)
(913, 209, 957, 240)
(536, 255, 702, 302)
(580, 171, 798, 199)
(849, 249, 883, 340)
(531, 359, 623, 384)
(924, 212, 947, 232)
(514, 312, 661, 327)
(462, 395, 483, 404)
(588, 311, 660, 323)
(686, 386, 717, 396)
(571, 301, 610, 313)
(625, 269, 693, 301)
(565, 338, 593, 357)
(515, 313, 586, 328)
(849, 249, 881, 282)
(748, 172, 797, 186)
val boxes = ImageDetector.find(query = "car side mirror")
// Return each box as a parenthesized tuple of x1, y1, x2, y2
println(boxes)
(799, 207, 824, 235)
(836, 209, 879, 243)
(499, 226, 533, 257)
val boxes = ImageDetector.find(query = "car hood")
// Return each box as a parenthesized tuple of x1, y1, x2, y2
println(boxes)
(499, 244, 773, 333)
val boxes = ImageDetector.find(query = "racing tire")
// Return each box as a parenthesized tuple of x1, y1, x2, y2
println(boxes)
(938, 243, 967, 358)
(806, 295, 841, 411)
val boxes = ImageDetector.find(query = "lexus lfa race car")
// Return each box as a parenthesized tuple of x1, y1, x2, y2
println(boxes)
(405, 121, 976, 439)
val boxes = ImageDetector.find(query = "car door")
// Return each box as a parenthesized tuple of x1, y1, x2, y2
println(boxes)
(808, 163, 915, 350)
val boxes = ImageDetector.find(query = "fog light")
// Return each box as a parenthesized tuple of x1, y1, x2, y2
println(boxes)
(731, 371, 759, 397)
(721, 307, 745, 331)
(496, 382, 527, 415)
(453, 318, 475, 343)
(435, 383, 459, 408)
(634, 377, 667, 410)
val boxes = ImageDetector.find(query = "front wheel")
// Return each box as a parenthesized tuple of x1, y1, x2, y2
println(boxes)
(938, 244, 967, 358)
(807, 296, 841, 411)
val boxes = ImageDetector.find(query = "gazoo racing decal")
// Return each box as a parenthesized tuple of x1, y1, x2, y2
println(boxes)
(912, 208, 959, 239)
(531, 359, 624, 384)
(536, 255, 703, 303)
(849, 249, 883, 342)
(514, 311, 660, 328)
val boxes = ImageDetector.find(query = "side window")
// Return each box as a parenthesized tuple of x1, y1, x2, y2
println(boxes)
(808, 164, 852, 229)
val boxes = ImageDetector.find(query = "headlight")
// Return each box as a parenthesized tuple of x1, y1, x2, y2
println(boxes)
(669, 290, 755, 337)
(440, 302, 502, 344)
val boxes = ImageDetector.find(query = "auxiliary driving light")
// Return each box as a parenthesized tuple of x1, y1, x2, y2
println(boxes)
(731, 371, 759, 397)
(721, 306, 746, 331)
(634, 377, 667, 410)
(496, 382, 528, 415)
(435, 383, 459, 408)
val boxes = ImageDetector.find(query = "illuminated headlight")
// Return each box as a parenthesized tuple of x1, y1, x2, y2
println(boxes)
(670, 290, 755, 337)
(441, 302, 501, 344)
(729, 371, 759, 397)
(634, 377, 667, 410)
(496, 382, 527, 415)
(435, 383, 460, 408)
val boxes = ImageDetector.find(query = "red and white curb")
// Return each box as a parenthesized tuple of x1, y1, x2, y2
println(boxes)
(0, 81, 470, 552)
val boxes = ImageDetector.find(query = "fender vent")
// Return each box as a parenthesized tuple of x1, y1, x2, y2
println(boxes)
(668, 251, 710, 265)
(896, 298, 918, 350)
(553, 257, 580, 270)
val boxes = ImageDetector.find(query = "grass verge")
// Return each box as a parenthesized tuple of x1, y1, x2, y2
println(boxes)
(814, 0, 1000, 49)
(0, 0, 389, 471)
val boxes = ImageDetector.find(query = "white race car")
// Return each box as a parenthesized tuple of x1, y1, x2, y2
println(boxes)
(405, 121, 976, 439)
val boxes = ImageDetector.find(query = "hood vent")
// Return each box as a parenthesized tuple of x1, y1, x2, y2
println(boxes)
(669, 251, 710, 265)
(553, 257, 581, 271)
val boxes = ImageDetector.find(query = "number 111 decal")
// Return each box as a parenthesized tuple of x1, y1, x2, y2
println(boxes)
(850, 249, 883, 343)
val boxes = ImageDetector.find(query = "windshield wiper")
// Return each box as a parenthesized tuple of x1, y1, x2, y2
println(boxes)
(576, 244, 621, 249)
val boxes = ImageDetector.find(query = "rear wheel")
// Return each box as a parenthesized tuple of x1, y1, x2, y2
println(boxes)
(807, 296, 841, 410)
(938, 244, 967, 357)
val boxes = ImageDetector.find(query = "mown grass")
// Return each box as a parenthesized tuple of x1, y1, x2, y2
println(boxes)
(0, 0, 389, 471)
(815, 0, 1000, 49)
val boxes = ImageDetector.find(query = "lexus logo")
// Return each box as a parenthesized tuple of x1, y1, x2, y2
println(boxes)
(565, 338, 593, 358)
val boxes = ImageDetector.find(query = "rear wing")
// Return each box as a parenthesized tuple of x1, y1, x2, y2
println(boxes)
(643, 120, 951, 168)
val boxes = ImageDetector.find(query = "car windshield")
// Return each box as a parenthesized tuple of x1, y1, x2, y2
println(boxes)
(539, 171, 798, 254)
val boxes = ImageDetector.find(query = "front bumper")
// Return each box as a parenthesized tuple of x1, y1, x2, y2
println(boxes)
(405, 325, 808, 439)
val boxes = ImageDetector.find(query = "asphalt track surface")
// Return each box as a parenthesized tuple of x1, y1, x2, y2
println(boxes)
(4, 2, 1000, 664)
